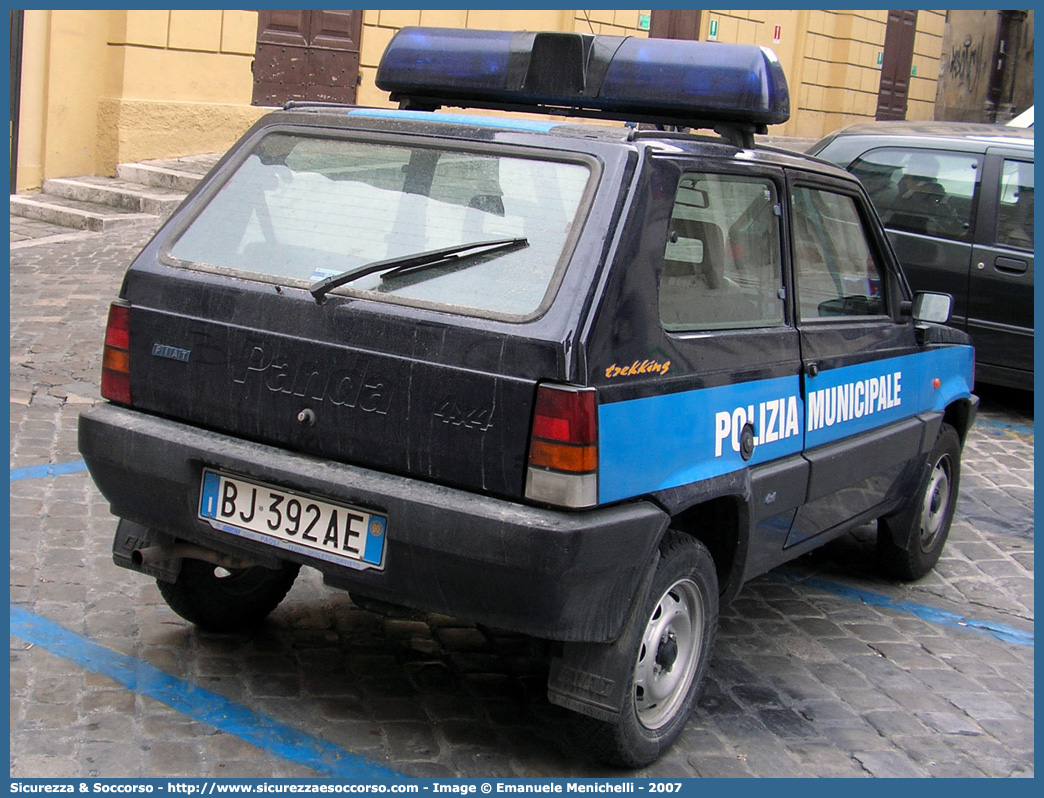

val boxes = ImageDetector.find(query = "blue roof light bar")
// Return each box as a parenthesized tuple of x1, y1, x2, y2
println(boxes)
(376, 27, 790, 135)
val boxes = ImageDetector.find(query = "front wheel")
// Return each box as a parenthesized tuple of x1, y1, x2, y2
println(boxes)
(158, 558, 301, 632)
(574, 531, 718, 768)
(877, 423, 962, 581)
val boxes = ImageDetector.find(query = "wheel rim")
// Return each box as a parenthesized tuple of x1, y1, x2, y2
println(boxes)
(633, 578, 704, 730)
(918, 453, 953, 552)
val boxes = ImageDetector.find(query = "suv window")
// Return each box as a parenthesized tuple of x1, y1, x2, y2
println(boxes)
(791, 186, 885, 320)
(168, 132, 592, 318)
(996, 158, 1033, 250)
(849, 148, 981, 241)
(659, 173, 785, 331)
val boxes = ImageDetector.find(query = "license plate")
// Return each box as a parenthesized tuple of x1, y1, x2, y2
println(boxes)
(198, 470, 386, 571)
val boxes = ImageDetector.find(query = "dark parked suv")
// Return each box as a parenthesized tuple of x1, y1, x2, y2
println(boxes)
(79, 29, 977, 766)
(810, 122, 1034, 390)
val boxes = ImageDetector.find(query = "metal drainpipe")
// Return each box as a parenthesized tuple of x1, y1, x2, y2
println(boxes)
(985, 10, 1023, 123)
(10, 9, 24, 195)
(1001, 11, 1027, 116)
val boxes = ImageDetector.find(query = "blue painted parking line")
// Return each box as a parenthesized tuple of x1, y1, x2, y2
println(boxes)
(976, 417, 1034, 438)
(775, 571, 1033, 647)
(10, 459, 88, 482)
(10, 606, 402, 778)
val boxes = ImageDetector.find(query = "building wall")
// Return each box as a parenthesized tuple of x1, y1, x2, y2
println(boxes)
(909, 11, 948, 119)
(15, 9, 949, 190)
(700, 10, 945, 138)
(16, 11, 112, 191)
(15, 10, 267, 191)
(935, 10, 1035, 123)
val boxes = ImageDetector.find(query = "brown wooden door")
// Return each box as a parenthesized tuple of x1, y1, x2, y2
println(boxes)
(876, 10, 918, 120)
(252, 10, 362, 107)
(649, 10, 702, 41)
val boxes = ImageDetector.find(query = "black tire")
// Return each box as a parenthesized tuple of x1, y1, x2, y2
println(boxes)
(878, 423, 962, 581)
(157, 558, 301, 632)
(574, 531, 718, 768)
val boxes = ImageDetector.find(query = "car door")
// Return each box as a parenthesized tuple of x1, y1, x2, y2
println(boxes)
(965, 149, 1034, 386)
(785, 173, 927, 547)
(588, 158, 808, 579)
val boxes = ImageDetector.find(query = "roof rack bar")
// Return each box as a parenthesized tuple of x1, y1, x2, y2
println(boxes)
(628, 124, 762, 149)
(283, 100, 357, 111)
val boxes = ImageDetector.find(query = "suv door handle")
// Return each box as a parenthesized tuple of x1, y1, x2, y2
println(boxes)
(994, 257, 1028, 275)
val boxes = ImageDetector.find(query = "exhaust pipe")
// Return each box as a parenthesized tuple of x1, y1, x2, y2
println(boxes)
(132, 542, 260, 571)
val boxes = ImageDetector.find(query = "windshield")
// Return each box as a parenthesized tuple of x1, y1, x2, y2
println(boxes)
(168, 132, 593, 318)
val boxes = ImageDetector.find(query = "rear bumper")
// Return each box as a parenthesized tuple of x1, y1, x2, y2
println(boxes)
(78, 404, 668, 642)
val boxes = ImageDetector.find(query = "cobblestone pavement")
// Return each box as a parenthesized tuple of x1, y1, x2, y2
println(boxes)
(10, 215, 95, 249)
(10, 221, 1034, 779)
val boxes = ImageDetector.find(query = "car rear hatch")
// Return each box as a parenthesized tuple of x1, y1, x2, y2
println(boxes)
(111, 121, 607, 500)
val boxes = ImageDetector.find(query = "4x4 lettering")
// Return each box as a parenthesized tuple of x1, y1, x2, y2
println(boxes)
(434, 398, 494, 431)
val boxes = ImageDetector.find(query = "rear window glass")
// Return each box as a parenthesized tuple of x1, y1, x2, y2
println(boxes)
(659, 173, 785, 331)
(168, 133, 593, 318)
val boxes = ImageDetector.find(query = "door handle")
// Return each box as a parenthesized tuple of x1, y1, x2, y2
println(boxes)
(994, 257, 1028, 275)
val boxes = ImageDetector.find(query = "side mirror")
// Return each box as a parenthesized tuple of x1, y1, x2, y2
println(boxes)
(912, 292, 953, 324)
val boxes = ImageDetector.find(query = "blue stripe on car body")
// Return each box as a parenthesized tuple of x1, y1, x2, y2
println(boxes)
(598, 346, 973, 504)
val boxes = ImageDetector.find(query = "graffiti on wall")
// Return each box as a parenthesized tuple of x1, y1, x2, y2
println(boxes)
(948, 35, 986, 91)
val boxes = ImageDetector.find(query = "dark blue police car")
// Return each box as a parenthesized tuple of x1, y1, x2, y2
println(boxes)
(79, 28, 977, 767)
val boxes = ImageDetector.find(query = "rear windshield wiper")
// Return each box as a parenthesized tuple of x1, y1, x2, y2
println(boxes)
(309, 237, 528, 304)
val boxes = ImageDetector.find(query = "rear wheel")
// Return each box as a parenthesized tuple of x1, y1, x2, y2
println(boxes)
(574, 531, 718, 768)
(158, 558, 301, 632)
(878, 423, 961, 580)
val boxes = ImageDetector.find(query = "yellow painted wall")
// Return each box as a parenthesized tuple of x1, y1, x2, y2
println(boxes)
(15, 11, 112, 190)
(909, 11, 947, 119)
(95, 8, 267, 175)
(14, 11, 50, 191)
(702, 9, 946, 137)
(16, 9, 266, 191)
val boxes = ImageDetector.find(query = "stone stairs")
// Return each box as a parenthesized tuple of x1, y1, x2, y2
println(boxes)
(10, 153, 222, 235)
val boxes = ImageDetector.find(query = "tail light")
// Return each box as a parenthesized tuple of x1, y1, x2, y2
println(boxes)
(101, 301, 132, 405)
(525, 383, 598, 508)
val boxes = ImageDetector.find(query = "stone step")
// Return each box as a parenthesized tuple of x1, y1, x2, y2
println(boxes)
(10, 193, 158, 232)
(115, 161, 207, 193)
(143, 152, 223, 176)
(42, 176, 186, 218)
(11, 152, 221, 239)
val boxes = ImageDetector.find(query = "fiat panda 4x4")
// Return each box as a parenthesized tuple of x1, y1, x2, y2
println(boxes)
(79, 29, 977, 767)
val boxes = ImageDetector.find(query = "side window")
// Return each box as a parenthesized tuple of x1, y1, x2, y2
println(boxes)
(995, 159, 1033, 251)
(849, 148, 981, 241)
(791, 186, 886, 321)
(658, 173, 784, 331)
